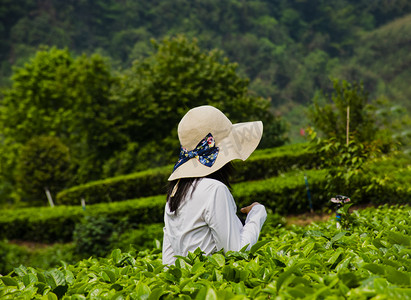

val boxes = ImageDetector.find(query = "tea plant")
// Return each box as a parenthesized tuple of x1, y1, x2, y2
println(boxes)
(0, 205, 409, 299)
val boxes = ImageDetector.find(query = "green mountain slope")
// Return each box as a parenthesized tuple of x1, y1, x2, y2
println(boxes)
(334, 13, 411, 111)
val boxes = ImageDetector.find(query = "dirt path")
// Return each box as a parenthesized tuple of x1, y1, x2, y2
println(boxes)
(286, 203, 377, 226)
(286, 212, 333, 226)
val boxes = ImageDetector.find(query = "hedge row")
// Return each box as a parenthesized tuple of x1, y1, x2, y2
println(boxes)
(0, 196, 165, 243)
(235, 166, 411, 213)
(2, 160, 410, 243)
(56, 143, 318, 205)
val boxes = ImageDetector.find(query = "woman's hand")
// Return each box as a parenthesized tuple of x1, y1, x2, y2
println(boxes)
(240, 202, 260, 214)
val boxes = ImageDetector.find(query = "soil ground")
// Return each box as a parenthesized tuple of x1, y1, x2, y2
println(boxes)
(286, 203, 376, 226)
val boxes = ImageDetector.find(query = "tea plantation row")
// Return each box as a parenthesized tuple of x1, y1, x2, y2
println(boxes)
(0, 205, 409, 299)
(57, 143, 318, 205)
(1, 162, 410, 243)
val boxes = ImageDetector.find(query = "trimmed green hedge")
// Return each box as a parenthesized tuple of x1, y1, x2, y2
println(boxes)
(234, 169, 328, 213)
(0, 196, 165, 243)
(56, 167, 170, 206)
(57, 143, 319, 205)
(233, 143, 318, 182)
(235, 166, 411, 213)
(2, 158, 410, 243)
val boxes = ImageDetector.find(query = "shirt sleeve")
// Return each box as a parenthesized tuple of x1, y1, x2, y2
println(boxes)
(204, 184, 267, 252)
(162, 227, 175, 265)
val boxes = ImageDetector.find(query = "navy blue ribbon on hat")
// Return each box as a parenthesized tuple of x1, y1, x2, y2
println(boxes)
(173, 133, 219, 172)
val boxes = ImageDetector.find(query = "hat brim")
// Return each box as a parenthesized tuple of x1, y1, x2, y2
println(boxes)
(168, 121, 263, 181)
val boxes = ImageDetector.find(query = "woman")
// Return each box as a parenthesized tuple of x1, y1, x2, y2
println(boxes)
(162, 105, 267, 265)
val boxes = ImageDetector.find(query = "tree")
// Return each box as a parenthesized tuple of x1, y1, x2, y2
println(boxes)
(104, 35, 287, 176)
(16, 136, 72, 206)
(0, 47, 122, 191)
(308, 80, 377, 143)
(306, 79, 401, 199)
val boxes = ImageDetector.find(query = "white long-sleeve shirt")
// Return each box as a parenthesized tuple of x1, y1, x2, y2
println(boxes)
(162, 178, 267, 265)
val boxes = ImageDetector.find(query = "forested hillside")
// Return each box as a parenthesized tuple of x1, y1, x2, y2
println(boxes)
(1, 0, 410, 205)
(1, 0, 411, 109)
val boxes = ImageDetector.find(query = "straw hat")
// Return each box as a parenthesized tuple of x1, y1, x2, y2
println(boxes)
(169, 105, 263, 181)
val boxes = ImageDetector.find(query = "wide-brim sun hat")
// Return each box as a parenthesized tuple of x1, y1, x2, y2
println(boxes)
(169, 105, 263, 181)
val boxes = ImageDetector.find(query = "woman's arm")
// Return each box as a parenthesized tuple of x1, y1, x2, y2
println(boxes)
(205, 184, 267, 252)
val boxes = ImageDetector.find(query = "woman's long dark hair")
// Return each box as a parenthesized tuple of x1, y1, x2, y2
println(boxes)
(166, 162, 234, 213)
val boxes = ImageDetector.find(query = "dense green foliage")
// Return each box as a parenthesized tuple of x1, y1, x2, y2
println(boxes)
(0, 215, 286, 276)
(2, 2, 411, 205)
(16, 136, 72, 206)
(0, 38, 287, 206)
(0, 196, 165, 243)
(340, 14, 411, 112)
(308, 80, 378, 143)
(1, 0, 411, 109)
(1, 155, 409, 244)
(104, 35, 285, 176)
(57, 143, 317, 206)
(306, 79, 410, 204)
(0, 47, 121, 202)
(0, 205, 409, 299)
(0, 242, 78, 277)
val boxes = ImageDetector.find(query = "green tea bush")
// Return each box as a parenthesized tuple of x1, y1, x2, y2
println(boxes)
(56, 143, 318, 205)
(1, 205, 409, 299)
(0, 241, 78, 276)
(233, 143, 319, 182)
(234, 169, 328, 214)
(0, 196, 165, 243)
(25, 243, 78, 271)
(0, 241, 29, 276)
(56, 167, 170, 206)
(1, 161, 410, 243)
(0, 206, 84, 243)
(109, 223, 164, 252)
(73, 216, 116, 258)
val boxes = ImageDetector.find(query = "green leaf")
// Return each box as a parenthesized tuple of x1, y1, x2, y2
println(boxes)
(249, 240, 270, 254)
(136, 282, 150, 300)
(63, 270, 75, 285)
(386, 232, 410, 246)
(34, 282, 48, 295)
(110, 291, 126, 300)
(52, 285, 68, 299)
(277, 263, 306, 291)
(148, 287, 165, 300)
(338, 272, 360, 288)
(327, 248, 344, 268)
(372, 238, 386, 249)
(303, 242, 315, 257)
(385, 266, 410, 286)
(112, 249, 122, 264)
(23, 274, 38, 286)
(42, 292, 58, 300)
(14, 265, 28, 277)
(240, 244, 249, 252)
(287, 287, 307, 298)
(46, 269, 66, 289)
(336, 256, 352, 272)
(331, 231, 347, 243)
(167, 266, 182, 279)
(209, 254, 225, 267)
(103, 270, 116, 283)
(362, 263, 385, 275)
(195, 286, 217, 300)
(0, 277, 19, 287)
(303, 230, 329, 240)
(373, 278, 389, 293)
